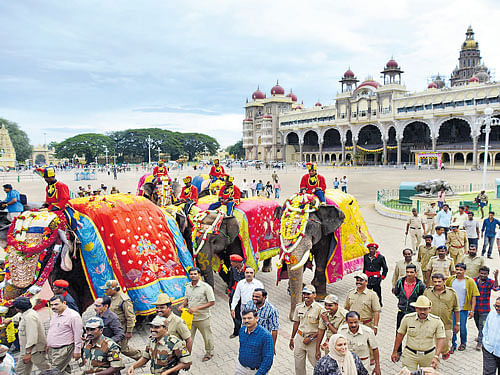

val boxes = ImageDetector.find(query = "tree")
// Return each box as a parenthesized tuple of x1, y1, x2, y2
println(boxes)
(54, 133, 115, 164)
(226, 140, 244, 159)
(177, 133, 219, 160)
(0, 118, 33, 162)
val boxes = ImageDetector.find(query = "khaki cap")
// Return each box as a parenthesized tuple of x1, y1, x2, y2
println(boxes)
(324, 294, 339, 304)
(302, 285, 316, 294)
(410, 295, 432, 308)
(149, 316, 168, 326)
(152, 293, 174, 305)
(354, 273, 368, 281)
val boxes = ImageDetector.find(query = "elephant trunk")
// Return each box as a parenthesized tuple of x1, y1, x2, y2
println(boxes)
(288, 267, 303, 321)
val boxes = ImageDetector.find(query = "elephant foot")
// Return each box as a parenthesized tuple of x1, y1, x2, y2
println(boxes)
(262, 265, 272, 273)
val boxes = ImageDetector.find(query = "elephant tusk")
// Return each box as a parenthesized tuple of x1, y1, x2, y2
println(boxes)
(290, 249, 310, 271)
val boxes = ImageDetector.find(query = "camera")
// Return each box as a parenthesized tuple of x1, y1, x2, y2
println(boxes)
(410, 367, 424, 375)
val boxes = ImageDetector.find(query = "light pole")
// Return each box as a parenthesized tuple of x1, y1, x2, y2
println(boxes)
(104, 146, 109, 165)
(157, 147, 161, 162)
(479, 106, 500, 189)
(146, 135, 153, 165)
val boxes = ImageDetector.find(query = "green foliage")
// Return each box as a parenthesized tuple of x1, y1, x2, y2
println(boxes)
(54, 133, 115, 163)
(177, 133, 219, 160)
(0, 118, 33, 162)
(226, 140, 244, 159)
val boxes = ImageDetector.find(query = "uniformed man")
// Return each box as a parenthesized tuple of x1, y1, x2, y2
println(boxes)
(339, 311, 381, 375)
(423, 202, 437, 235)
(101, 280, 141, 360)
(463, 244, 485, 278)
(226, 254, 246, 339)
(289, 285, 324, 375)
(153, 293, 193, 353)
(316, 294, 347, 355)
(344, 274, 381, 333)
(299, 163, 327, 204)
(126, 316, 192, 375)
(392, 248, 424, 289)
(391, 295, 446, 371)
(153, 159, 169, 179)
(208, 175, 241, 216)
(362, 243, 388, 305)
(52, 279, 79, 313)
(417, 235, 436, 274)
(178, 176, 198, 216)
(446, 224, 468, 265)
(423, 273, 460, 359)
(209, 159, 226, 183)
(406, 208, 426, 251)
(38, 167, 71, 211)
(82, 317, 124, 375)
(425, 245, 455, 286)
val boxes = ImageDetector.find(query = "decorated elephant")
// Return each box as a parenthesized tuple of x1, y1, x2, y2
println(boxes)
(1, 194, 194, 316)
(137, 173, 181, 207)
(415, 179, 454, 196)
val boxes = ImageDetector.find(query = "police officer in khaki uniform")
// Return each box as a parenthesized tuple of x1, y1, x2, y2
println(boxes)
(126, 316, 192, 375)
(406, 208, 426, 251)
(102, 280, 141, 360)
(82, 317, 124, 374)
(391, 295, 446, 371)
(339, 311, 381, 374)
(392, 248, 424, 288)
(289, 285, 324, 375)
(153, 293, 193, 353)
(425, 245, 455, 286)
(424, 203, 437, 235)
(446, 224, 468, 265)
(344, 274, 381, 332)
(417, 235, 436, 273)
(316, 294, 347, 354)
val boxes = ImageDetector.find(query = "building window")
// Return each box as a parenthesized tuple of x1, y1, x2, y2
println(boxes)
(465, 99, 474, 106)
(425, 104, 432, 110)
(476, 98, 486, 105)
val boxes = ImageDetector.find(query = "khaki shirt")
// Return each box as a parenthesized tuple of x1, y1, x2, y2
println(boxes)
(143, 334, 191, 374)
(167, 313, 191, 341)
(423, 287, 459, 330)
(344, 288, 381, 322)
(83, 336, 123, 372)
(18, 309, 46, 354)
(463, 255, 485, 278)
(424, 206, 436, 219)
(338, 324, 377, 360)
(446, 231, 467, 250)
(392, 260, 424, 287)
(318, 307, 347, 340)
(292, 301, 324, 334)
(417, 245, 436, 270)
(185, 280, 215, 321)
(110, 291, 136, 333)
(398, 312, 446, 351)
(407, 215, 424, 229)
(426, 256, 455, 280)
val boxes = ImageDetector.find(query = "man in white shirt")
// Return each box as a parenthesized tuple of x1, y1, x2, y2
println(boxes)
(240, 179, 250, 199)
(432, 226, 447, 248)
(231, 267, 263, 319)
(0, 344, 15, 374)
(463, 212, 481, 248)
(452, 206, 468, 229)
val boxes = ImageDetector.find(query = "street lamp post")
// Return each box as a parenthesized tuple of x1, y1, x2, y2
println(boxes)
(157, 147, 161, 162)
(146, 135, 153, 165)
(479, 106, 500, 189)
(104, 146, 109, 165)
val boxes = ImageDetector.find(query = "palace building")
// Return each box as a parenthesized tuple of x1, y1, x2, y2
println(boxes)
(242, 27, 500, 168)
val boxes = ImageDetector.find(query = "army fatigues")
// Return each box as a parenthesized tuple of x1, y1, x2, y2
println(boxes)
(398, 312, 446, 371)
(110, 291, 141, 360)
(392, 260, 424, 287)
(423, 287, 459, 354)
(338, 324, 378, 370)
(82, 336, 124, 373)
(423, 206, 436, 235)
(318, 307, 347, 353)
(344, 288, 381, 329)
(425, 256, 455, 285)
(446, 230, 468, 265)
(143, 334, 191, 375)
(167, 313, 191, 342)
(417, 244, 436, 271)
(407, 215, 425, 251)
(292, 301, 325, 375)
(463, 255, 485, 278)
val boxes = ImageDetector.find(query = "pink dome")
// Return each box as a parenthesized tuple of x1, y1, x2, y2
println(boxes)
(355, 80, 380, 91)
(286, 91, 298, 102)
(344, 69, 355, 78)
(386, 59, 398, 68)
(252, 88, 265, 100)
(315, 102, 322, 107)
(469, 76, 479, 83)
(271, 82, 285, 95)
(262, 115, 272, 119)
(428, 82, 438, 89)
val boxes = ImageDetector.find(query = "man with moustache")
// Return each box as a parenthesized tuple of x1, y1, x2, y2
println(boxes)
(227, 254, 246, 339)
(316, 294, 347, 355)
(473, 267, 499, 351)
(244, 288, 279, 352)
(417, 235, 437, 274)
(463, 244, 485, 279)
(345, 274, 381, 333)
(362, 243, 388, 305)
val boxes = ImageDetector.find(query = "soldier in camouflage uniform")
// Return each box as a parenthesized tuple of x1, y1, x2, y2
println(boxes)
(126, 316, 192, 375)
(82, 317, 124, 375)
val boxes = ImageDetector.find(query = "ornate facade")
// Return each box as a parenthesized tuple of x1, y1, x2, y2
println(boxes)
(0, 124, 17, 168)
(242, 27, 500, 168)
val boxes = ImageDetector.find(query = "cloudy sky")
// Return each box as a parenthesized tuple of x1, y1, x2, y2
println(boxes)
(1, 1, 500, 147)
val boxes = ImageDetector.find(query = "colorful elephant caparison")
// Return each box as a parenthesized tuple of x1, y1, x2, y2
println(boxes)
(0, 194, 194, 316)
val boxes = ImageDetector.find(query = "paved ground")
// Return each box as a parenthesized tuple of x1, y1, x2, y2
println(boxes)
(9, 165, 499, 374)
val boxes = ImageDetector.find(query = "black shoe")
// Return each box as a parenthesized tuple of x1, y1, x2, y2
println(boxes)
(229, 334, 238, 339)
(488, 256, 493, 259)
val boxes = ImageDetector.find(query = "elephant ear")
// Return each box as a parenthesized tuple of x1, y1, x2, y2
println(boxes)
(316, 205, 345, 236)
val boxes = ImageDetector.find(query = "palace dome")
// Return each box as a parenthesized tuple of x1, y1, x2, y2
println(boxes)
(344, 69, 355, 78)
(286, 90, 298, 102)
(428, 82, 438, 89)
(469, 76, 479, 83)
(463, 39, 478, 50)
(271, 82, 285, 96)
(252, 88, 265, 100)
(315, 102, 322, 107)
(386, 59, 398, 68)
(355, 80, 380, 91)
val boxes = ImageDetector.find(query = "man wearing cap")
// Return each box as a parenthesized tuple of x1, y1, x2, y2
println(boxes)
(227, 254, 246, 339)
(208, 175, 241, 216)
(12, 296, 50, 375)
(153, 294, 193, 353)
(446, 223, 468, 265)
(231, 267, 264, 320)
(0, 344, 15, 374)
(289, 285, 324, 375)
(299, 163, 326, 204)
(339, 311, 381, 374)
(82, 317, 124, 374)
(102, 280, 141, 360)
(40, 167, 71, 211)
(153, 159, 169, 179)
(391, 295, 446, 371)
(46, 295, 83, 373)
(423, 202, 437, 235)
(425, 245, 455, 286)
(178, 176, 198, 215)
(126, 316, 191, 375)
(463, 244, 485, 278)
(94, 296, 125, 344)
(344, 274, 381, 333)
(53, 279, 79, 313)
(316, 294, 346, 355)
(392, 248, 424, 289)
(362, 243, 388, 305)
(1, 184, 23, 222)
(417, 235, 436, 274)
(209, 159, 226, 183)
(406, 208, 426, 252)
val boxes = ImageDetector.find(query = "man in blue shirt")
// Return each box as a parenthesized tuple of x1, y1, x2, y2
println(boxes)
(236, 309, 273, 375)
(436, 204, 452, 237)
(333, 177, 339, 189)
(1, 184, 24, 222)
(481, 211, 500, 259)
(482, 296, 500, 374)
(244, 288, 279, 352)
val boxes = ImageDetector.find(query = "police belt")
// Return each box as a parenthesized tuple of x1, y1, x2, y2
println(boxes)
(409, 227, 421, 230)
(297, 330, 315, 337)
(405, 346, 435, 355)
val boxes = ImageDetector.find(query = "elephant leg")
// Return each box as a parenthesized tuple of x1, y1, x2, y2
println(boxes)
(288, 268, 303, 321)
(196, 251, 214, 288)
(262, 258, 272, 273)
(311, 237, 331, 300)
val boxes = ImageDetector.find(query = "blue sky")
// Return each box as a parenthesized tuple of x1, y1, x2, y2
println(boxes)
(1, 0, 500, 147)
